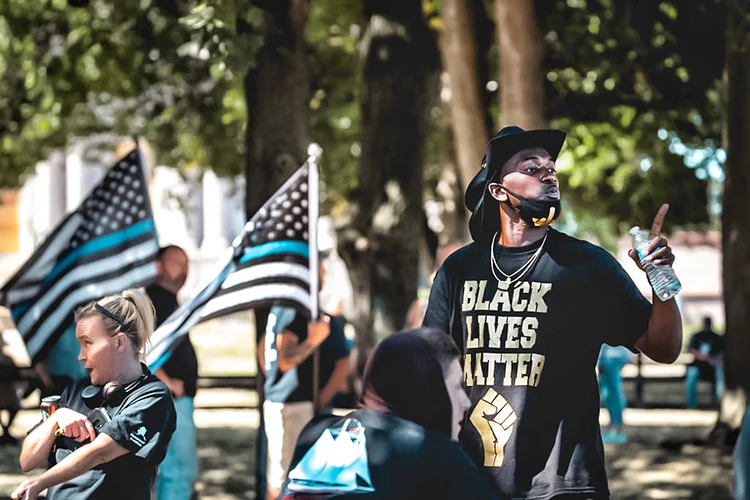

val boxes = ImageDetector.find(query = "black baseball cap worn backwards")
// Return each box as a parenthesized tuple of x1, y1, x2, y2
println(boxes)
(466, 126, 567, 241)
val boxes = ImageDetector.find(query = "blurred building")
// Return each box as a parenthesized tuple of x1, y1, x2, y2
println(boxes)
(0, 138, 246, 304)
(0, 139, 353, 313)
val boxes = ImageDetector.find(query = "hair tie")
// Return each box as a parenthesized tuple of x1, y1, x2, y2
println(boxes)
(95, 303, 125, 325)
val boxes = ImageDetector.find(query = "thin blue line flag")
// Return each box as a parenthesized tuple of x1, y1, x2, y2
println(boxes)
(0, 149, 160, 363)
(145, 161, 315, 371)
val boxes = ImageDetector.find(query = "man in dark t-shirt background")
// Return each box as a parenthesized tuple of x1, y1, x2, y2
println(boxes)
(423, 126, 683, 499)
(147, 245, 199, 500)
(686, 316, 724, 408)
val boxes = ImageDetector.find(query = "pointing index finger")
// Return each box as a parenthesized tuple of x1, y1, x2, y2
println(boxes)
(650, 204, 669, 237)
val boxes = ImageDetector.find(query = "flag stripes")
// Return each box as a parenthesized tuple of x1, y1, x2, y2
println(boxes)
(0, 149, 160, 363)
(145, 160, 316, 370)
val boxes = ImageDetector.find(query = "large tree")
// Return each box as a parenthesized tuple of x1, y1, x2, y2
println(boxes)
(438, 0, 490, 192)
(720, 0, 750, 430)
(541, 0, 725, 229)
(244, 0, 312, 217)
(339, 0, 440, 348)
(495, 0, 544, 129)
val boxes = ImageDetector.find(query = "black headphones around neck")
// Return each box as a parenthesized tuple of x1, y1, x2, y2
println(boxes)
(81, 372, 149, 409)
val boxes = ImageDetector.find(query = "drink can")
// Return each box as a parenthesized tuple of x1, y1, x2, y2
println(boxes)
(41, 395, 62, 421)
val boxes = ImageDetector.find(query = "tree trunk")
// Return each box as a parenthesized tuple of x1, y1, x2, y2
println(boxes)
(494, 0, 544, 129)
(242, 4, 311, 499)
(339, 0, 440, 351)
(244, 0, 311, 218)
(720, 0, 750, 429)
(439, 0, 490, 195)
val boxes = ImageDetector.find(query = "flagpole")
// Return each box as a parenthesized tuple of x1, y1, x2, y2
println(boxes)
(307, 143, 322, 412)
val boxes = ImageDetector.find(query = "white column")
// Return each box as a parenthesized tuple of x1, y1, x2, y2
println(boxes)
(65, 144, 86, 212)
(18, 175, 36, 256)
(200, 170, 228, 252)
(184, 168, 203, 250)
(32, 151, 67, 240)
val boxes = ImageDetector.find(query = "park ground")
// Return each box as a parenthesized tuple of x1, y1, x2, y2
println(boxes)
(0, 318, 735, 499)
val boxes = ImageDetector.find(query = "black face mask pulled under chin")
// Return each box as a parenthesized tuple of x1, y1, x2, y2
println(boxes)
(496, 184, 561, 227)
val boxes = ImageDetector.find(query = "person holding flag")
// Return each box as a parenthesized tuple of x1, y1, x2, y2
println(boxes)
(141, 145, 333, 500)
(260, 258, 352, 500)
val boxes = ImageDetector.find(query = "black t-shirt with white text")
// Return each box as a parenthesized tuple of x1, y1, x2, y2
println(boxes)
(44, 368, 176, 500)
(423, 229, 651, 499)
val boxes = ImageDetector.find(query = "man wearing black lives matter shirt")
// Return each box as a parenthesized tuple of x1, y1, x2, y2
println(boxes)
(424, 126, 683, 499)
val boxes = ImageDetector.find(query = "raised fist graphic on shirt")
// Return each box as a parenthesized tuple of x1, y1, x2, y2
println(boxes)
(469, 388, 518, 467)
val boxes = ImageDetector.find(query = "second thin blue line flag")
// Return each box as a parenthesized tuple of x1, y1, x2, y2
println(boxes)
(146, 151, 320, 370)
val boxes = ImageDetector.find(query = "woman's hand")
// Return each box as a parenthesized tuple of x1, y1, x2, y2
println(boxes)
(11, 478, 44, 500)
(53, 408, 96, 443)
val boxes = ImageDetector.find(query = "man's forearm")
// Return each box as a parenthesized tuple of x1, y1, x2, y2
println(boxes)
(278, 340, 318, 372)
(318, 360, 352, 409)
(34, 435, 127, 491)
(637, 296, 682, 363)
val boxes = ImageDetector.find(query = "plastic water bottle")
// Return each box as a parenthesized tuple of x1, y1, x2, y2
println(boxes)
(629, 226, 682, 301)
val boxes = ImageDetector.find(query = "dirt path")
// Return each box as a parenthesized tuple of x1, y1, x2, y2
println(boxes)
(0, 402, 733, 499)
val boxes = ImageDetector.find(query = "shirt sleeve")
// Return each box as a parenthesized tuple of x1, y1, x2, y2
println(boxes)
(268, 306, 308, 342)
(99, 384, 176, 462)
(688, 333, 701, 351)
(327, 316, 350, 361)
(422, 264, 450, 332)
(594, 250, 652, 349)
(422, 262, 464, 352)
